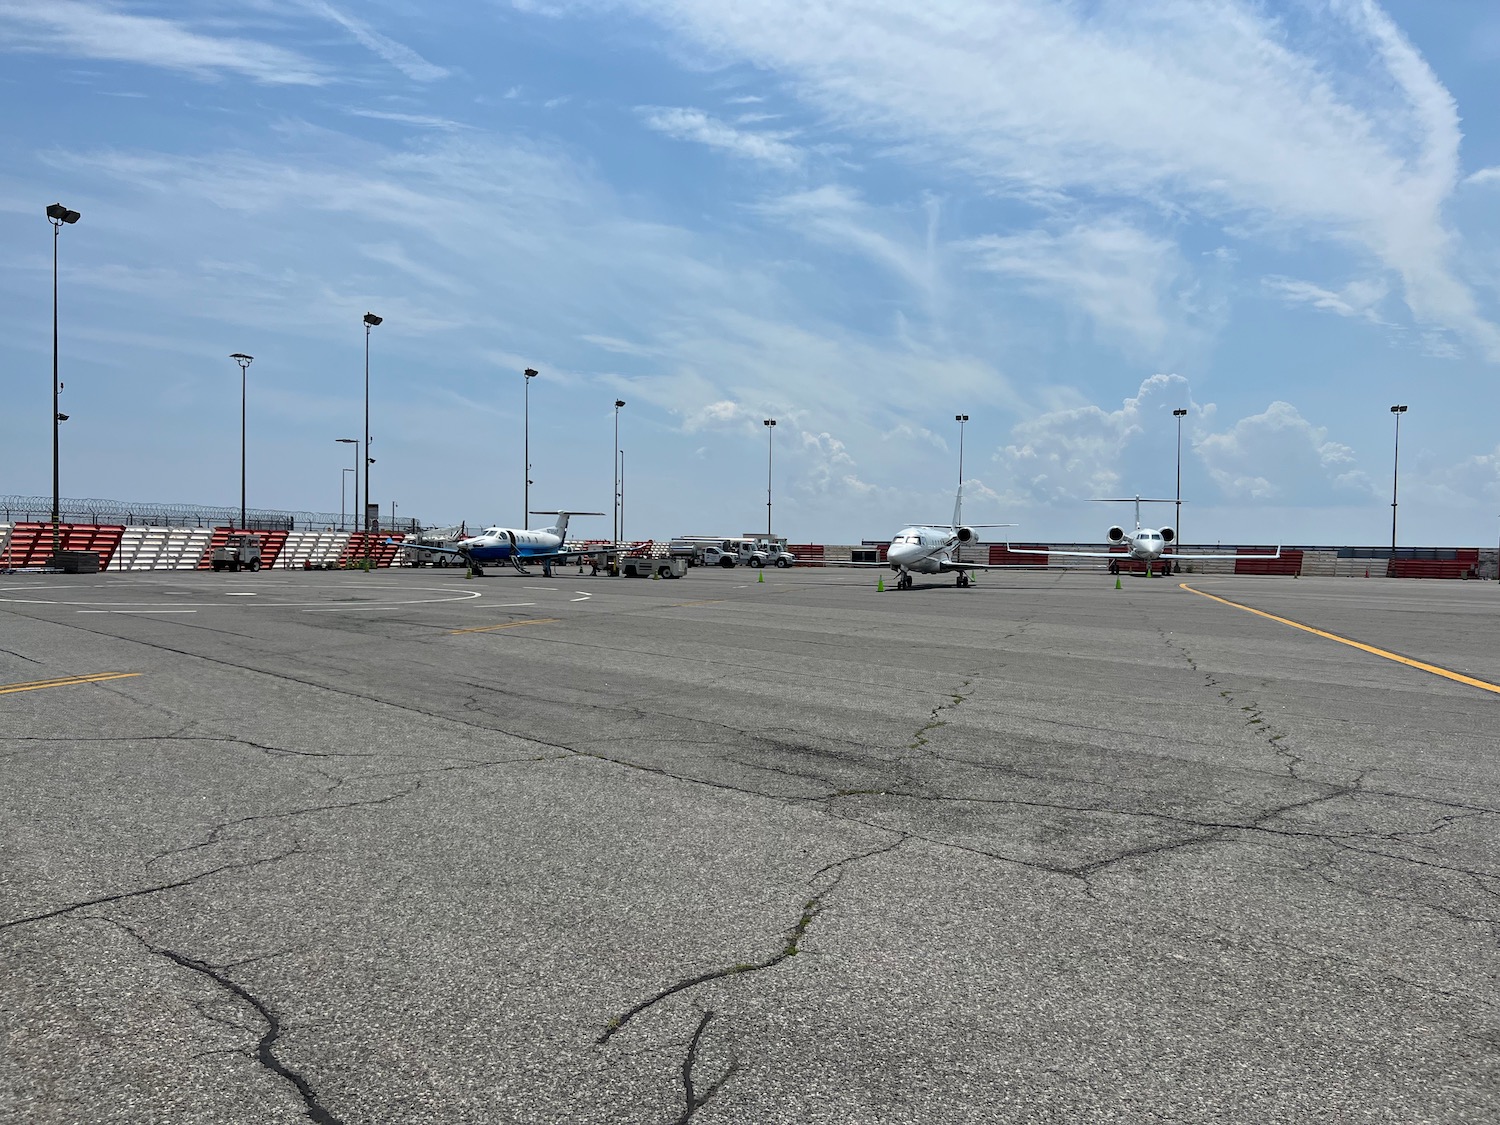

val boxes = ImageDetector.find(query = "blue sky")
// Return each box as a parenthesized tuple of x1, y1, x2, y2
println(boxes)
(3, 0, 1499, 546)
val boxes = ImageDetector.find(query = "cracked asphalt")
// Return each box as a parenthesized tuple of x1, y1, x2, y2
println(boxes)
(1, 567, 1497, 1124)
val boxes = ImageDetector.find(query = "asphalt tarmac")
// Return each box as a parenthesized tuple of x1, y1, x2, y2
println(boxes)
(2, 565, 1497, 1124)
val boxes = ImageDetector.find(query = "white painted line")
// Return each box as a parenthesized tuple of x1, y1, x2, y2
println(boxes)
(523, 587, 559, 591)
(224, 592, 258, 597)
(570, 591, 593, 602)
(78, 609, 198, 614)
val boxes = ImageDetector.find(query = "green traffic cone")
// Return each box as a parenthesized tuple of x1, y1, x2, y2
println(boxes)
(758, 569, 764, 583)
(877, 576, 885, 592)
(1115, 576, 1121, 590)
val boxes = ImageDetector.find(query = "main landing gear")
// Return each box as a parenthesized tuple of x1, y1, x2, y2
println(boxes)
(956, 572, 972, 588)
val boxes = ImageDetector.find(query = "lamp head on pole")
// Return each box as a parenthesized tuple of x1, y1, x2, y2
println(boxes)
(615, 399, 626, 409)
(230, 353, 253, 371)
(1173, 408, 1187, 418)
(336, 437, 356, 445)
(363, 312, 382, 327)
(1390, 404, 1407, 414)
(764, 418, 776, 427)
(524, 368, 538, 379)
(46, 203, 80, 225)
(955, 414, 968, 423)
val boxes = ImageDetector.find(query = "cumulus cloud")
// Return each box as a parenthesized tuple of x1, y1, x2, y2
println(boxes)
(1196, 402, 1372, 503)
(994, 374, 1194, 503)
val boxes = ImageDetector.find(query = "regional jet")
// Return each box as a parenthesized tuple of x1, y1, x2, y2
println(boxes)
(858, 486, 1017, 589)
(1007, 497, 1279, 576)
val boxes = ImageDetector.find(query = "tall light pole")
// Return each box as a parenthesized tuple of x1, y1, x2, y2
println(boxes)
(341, 467, 353, 530)
(1173, 408, 1188, 555)
(523, 368, 539, 525)
(619, 449, 625, 545)
(230, 354, 253, 528)
(1390, 404, 1408, 561)
(47, 202, 80, 555)
(362, 313, 382, 545)
(613, 399, 625, 546)
(336, 438, 358, 534)
(763, 418, 777, 540)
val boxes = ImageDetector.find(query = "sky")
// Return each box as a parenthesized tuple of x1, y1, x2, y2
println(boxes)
(2, 0, 1499, 547)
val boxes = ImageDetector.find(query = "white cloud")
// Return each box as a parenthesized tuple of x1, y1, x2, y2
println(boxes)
(345, 109, 467, 129)
(304, 1, 449, 82)
(1463, 167, 1500, 187)
(640, 106, 802, 169)
(0, 0, 327, 84)
(606, 0, 1500, 359)
(965, 220, 1187, 355)
(1264, 275, 1390, 324)
(1196, 402, 1372, 503)
(993, 374, 1194, 504)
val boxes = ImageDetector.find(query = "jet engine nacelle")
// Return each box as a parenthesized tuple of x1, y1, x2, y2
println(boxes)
(955, 525, 976, 543)
(1160, 526, 1175, 543)
(1107, 525, 1126, 542)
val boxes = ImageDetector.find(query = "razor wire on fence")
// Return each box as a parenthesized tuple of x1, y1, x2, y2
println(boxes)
(0, 496, 427, 533)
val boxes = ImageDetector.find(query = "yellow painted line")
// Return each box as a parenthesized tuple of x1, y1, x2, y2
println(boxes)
(0, 672, 142, 695)
(449, 617, 560, 635)
(1180, 583, 1500, 696)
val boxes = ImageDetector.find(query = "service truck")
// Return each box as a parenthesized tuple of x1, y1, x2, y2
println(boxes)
(670, 537, 796, 568)
(211, 533, 262, 572)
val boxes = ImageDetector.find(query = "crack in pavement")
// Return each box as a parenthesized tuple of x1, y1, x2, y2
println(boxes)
(673, 1009, 737, 1125)
(0, 844, 302, 930)
(98, 918, 344, 1125)
(597, 834, 908, 1046)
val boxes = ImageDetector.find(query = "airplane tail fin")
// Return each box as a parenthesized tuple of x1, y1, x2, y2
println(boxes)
(952, 483, 963, 529)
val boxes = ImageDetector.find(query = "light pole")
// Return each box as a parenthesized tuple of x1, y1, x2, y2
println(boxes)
(613, 399, 625, 546)
(763, 419, 777, 540)
(391, 500, 397, 531)
(362, 313, 382, 551)
(1390, 404, 1408, 562)
(619, 449, 625, 545)
(47, 202, 80, 555)
(230, 354, 253, 528)
(1173, 408, 1188, 556)
(336, 438, 358, 534)
(341, 467, 353, 530)
(523, 368, 538, 525)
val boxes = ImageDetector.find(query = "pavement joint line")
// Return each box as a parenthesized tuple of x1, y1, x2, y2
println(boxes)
(0, 672, 141, 694)
(1179, 582, 1500, 696)
(666, 599, 726, 607)
(449, 617, 561, 635)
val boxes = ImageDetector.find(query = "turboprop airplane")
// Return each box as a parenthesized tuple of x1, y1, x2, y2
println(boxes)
(397, 511, 615, 576)
(1008, 497, 1280, 576)
(854, 485, 1016, 590)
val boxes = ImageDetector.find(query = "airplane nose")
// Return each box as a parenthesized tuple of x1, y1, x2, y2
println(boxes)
(888, 544, 917, 566)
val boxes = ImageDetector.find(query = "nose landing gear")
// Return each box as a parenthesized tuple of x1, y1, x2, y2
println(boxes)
(895, 572, 913, 590)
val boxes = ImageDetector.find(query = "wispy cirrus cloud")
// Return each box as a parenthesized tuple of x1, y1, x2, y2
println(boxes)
(304, 1, 449, 82)
(0, 0, 328, 85)
(606, 0, 1500, 359)
(639, 106, 801, 169)
(1264, 276, 1390, 325)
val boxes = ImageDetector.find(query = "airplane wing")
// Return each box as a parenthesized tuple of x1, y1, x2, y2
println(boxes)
(1004, 545, 1282, 561)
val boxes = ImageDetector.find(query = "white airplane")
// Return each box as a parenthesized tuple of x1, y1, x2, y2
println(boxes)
(397, 511, 616, 576)
(1008, 497, 1279, 576)
(858, 485, 1016, 590)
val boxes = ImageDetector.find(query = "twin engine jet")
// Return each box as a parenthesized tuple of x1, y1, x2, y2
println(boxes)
(872, 487, 1016, 590)
(1009, 497, 1280, 576)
